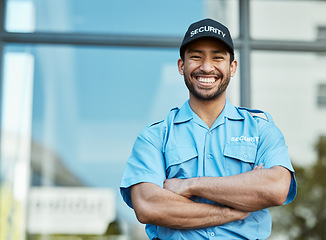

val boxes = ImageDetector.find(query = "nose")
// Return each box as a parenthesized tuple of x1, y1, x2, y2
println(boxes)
(200, 59, 215, 73)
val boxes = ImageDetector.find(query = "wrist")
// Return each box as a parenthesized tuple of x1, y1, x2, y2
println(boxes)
(226, 207, 250, 221)
(185, 177, 198, 196)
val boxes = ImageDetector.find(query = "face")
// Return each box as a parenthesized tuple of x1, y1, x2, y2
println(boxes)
(178, 38, 237, 102)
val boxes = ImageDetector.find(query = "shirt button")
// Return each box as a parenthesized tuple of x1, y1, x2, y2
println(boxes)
(210, 232, 215, 236)
(243, 154, 248, 159)
(208, 131, 212, 135)
(175, 156, 179, 161)
(206, 154, 213, 159)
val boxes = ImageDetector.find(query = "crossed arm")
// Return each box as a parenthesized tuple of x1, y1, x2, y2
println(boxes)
(163, 165, 292, 212)
(130, 182, 249, 229)
(130, 164, 292, 229)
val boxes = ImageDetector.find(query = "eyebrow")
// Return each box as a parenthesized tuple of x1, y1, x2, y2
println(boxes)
(187, 49, 227, 55)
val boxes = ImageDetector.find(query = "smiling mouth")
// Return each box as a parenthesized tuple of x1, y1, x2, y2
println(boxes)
(197, 77, 216, 84)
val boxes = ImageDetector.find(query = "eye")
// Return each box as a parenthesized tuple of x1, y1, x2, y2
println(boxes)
(213, 56, 224, 60)
(190, 55, 201, 59)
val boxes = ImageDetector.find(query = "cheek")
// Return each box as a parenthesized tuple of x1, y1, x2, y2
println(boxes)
(183, 66, 193, 77)
(187, 67, 201, 78)
(218, 64, 232, 75)
(184, 60, 200, 71)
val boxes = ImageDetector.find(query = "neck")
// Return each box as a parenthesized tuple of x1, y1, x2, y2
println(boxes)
(189, 94, 226, 129)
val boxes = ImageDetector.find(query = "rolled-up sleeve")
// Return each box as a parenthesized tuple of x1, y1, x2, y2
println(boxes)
(120, 126, 166, 208)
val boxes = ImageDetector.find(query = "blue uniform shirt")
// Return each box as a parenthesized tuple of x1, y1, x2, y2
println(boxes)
(120, 99, 297, 240)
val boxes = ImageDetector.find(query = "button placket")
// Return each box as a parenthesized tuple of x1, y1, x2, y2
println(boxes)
(206, 154, 213, 159)
(205, 130, 213, 161)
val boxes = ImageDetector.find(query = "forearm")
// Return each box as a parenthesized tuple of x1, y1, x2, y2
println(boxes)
(192, 166, 291, 211)
(130, 182, 249, 229)
(165, 166, 292, 212)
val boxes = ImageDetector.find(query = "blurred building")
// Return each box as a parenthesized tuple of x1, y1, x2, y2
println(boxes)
(1, 1, 326, 240)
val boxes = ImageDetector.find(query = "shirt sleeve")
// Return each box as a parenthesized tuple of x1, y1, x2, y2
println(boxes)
(120, 125, 166, 209)
(256, 119, 297, 205)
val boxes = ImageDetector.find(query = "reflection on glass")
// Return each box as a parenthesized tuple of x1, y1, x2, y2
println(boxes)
(252, 51, 326, 165)
(251, 0, 326, 41)
(2, 44, 193, 239)
(5, 0, 203, 35)
(0, 52, 34, 240)
(1, 0, 240, 238)
(4, 0, 240, 38)
(204, 0, 239, 39)
(5, 0, 35, 32)
(0, 43, 240, 239)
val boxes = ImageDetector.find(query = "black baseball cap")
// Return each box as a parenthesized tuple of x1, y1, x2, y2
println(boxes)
(180, 18, 234, 58)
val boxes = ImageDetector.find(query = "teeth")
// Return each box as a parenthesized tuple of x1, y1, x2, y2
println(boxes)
(197, 77, 215, 83)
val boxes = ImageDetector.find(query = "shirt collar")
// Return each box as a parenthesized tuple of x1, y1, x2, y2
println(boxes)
(224, 99, 244, 121)
(174, 100, 193, 124)
(174, 99, 244, 124)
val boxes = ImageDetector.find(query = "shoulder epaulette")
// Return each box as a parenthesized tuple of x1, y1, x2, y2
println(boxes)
(249, 111, 268, 121)
(238, 107, 269, 121)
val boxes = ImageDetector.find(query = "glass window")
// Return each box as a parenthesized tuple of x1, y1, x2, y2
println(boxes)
(5, 0, 202, 35)
(0, 50, 34, 240)
(5, 0, 240, 38)
(1, 43, 189, 238)
(204, 0, 240, 39)
(251, 0, 326, 41)
(0, 41, 241, 238)
(0, 0, 245, 238)
(252, 51, 326, 165)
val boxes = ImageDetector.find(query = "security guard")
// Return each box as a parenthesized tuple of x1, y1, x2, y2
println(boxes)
(120, 18, 297, 240)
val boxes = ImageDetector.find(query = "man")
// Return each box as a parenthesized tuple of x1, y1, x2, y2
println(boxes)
(120, 18, 297, 240)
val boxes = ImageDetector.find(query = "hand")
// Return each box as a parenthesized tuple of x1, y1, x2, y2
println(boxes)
(163, 178, 192, 198)
(164, 178, 252, 221)
(253, 163, 264, 170)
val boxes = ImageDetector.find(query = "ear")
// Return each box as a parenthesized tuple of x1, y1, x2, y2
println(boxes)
(177, 58, 184, 75)
(230, 59, 238, 77)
